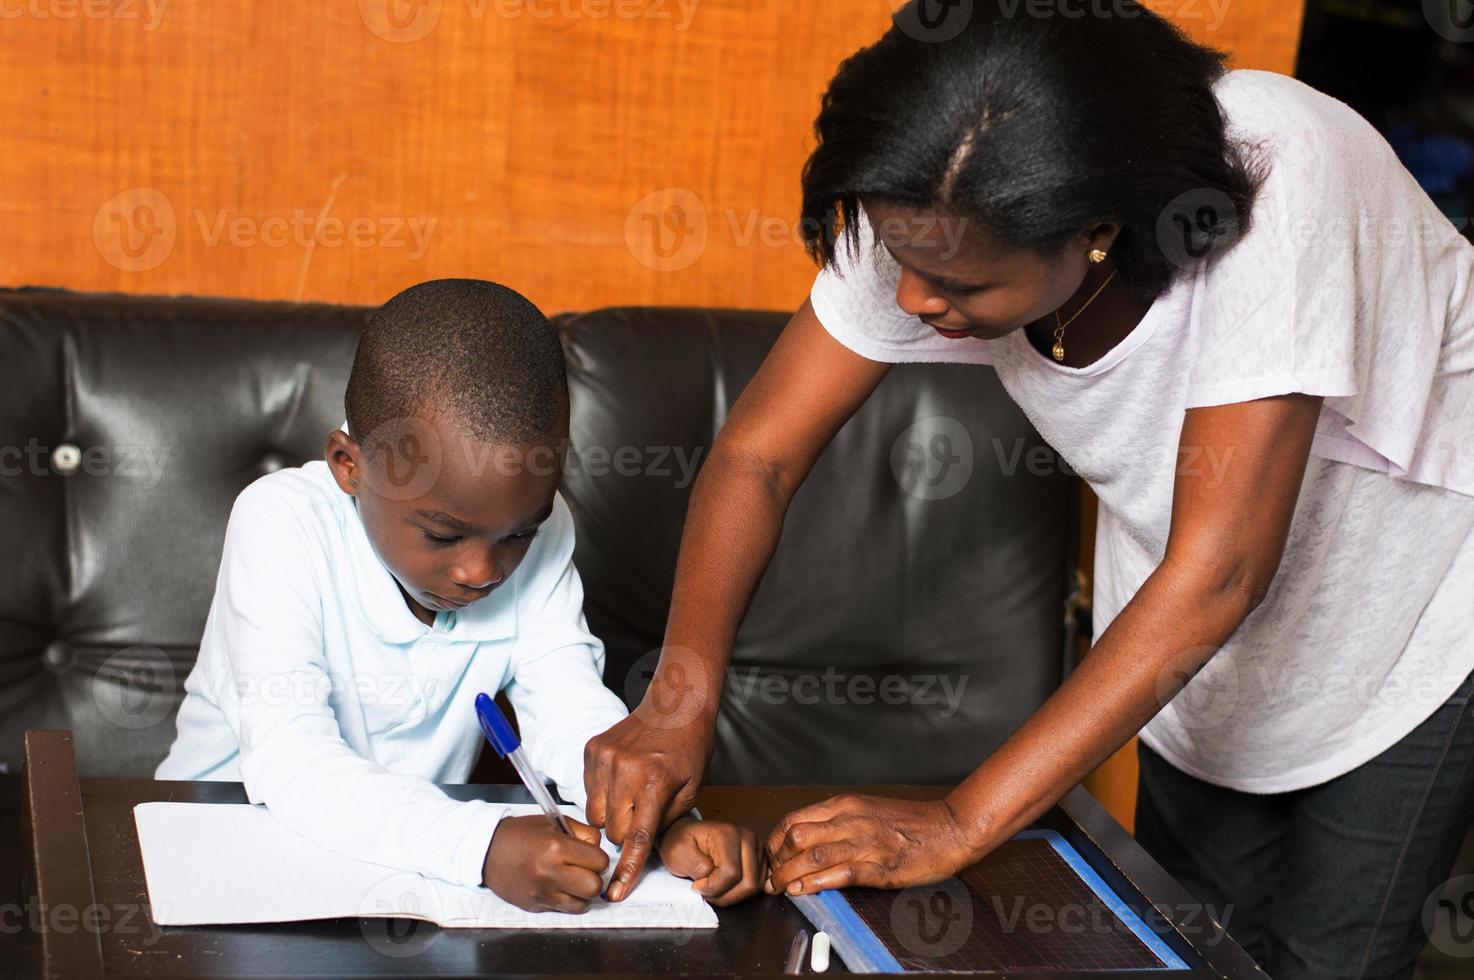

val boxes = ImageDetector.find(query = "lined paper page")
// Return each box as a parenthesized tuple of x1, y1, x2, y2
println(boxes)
(135, 802, 717, 929)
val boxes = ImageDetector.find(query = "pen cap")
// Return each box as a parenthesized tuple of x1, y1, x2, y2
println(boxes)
(475, 692, 521, 758)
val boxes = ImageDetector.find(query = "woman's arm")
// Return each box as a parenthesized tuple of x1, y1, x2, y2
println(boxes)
(766, 392, 1325, 894)
(584, 299, 893, 901)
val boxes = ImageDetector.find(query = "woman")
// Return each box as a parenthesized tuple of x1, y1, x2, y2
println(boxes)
(585, 4, 1474, 976)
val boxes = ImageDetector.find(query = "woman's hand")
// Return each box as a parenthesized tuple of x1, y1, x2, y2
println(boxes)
(659, 816, 766, 906)
(583, 707, 715, 902)
(764, 794, 981, 896)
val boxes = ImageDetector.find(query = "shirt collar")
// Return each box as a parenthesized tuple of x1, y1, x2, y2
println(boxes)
(334, 477, 518, 646)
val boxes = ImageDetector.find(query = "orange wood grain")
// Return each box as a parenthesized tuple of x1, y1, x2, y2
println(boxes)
(3, 0, 1302, 316)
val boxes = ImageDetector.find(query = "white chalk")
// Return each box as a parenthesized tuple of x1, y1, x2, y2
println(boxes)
(811, 931, 831, 973)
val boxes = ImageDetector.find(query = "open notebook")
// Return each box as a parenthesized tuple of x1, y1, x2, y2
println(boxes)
(134, 801, 718, 929)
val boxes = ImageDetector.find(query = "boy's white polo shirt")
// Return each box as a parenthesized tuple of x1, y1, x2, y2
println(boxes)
(157, 460, 629, 887)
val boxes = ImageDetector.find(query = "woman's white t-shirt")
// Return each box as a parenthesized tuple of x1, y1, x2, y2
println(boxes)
(809, 69, 1474, 794)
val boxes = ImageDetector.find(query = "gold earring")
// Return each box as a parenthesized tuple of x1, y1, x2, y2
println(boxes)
(1088, 249, 1108, 264)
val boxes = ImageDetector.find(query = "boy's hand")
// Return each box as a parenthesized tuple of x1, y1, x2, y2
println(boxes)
(482, 815, 610, 914)
(658, 816, 764, 907)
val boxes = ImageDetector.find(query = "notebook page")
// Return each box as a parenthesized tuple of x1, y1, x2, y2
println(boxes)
(135, 801, 431, 925)
(135, 802, 717, 929)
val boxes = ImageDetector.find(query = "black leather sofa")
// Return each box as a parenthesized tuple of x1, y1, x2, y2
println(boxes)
(0, 287, 1082, 789)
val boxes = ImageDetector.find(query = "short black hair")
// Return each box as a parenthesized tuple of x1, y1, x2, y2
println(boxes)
(801, 0, 1263, 303)
(345, 279, 568, 448)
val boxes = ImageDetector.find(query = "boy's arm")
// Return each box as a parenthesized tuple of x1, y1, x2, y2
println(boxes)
(501, 494, 628, 811)
(208, 483, 510, 887)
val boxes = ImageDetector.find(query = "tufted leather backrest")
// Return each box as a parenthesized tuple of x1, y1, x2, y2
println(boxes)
(0, 289, 1078, 785)
(0, 290, 366, 778)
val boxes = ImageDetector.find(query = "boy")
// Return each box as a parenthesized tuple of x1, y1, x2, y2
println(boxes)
(158, 279, 762, 913)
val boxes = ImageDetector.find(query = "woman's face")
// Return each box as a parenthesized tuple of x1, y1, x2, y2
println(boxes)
(862, 198, 1113, 341)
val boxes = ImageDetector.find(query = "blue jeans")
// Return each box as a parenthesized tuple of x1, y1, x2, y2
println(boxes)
(1135, 668, 1474, 980)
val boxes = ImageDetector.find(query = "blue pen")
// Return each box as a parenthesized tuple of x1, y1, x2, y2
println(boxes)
(475, 692, 573, 837)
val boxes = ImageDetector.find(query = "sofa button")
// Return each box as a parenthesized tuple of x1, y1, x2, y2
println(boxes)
(44, 643, 72, 672)
(51, 443, 82, 475)
(260, 453, 286, 474)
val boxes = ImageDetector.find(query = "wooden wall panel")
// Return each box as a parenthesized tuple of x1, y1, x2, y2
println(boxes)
(2, 0, 1302, 315)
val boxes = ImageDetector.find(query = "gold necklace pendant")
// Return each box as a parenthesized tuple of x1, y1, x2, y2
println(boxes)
(1050, 268, 1117, 365)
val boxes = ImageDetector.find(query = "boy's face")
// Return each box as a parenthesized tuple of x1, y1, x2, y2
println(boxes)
(326, 414, 563, 626)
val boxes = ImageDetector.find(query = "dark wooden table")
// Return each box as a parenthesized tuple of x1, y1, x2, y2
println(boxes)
(11, 731, 1266, 979)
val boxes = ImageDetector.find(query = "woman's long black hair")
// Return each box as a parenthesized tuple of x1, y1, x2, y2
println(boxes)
(800, 0, 1263, 303)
